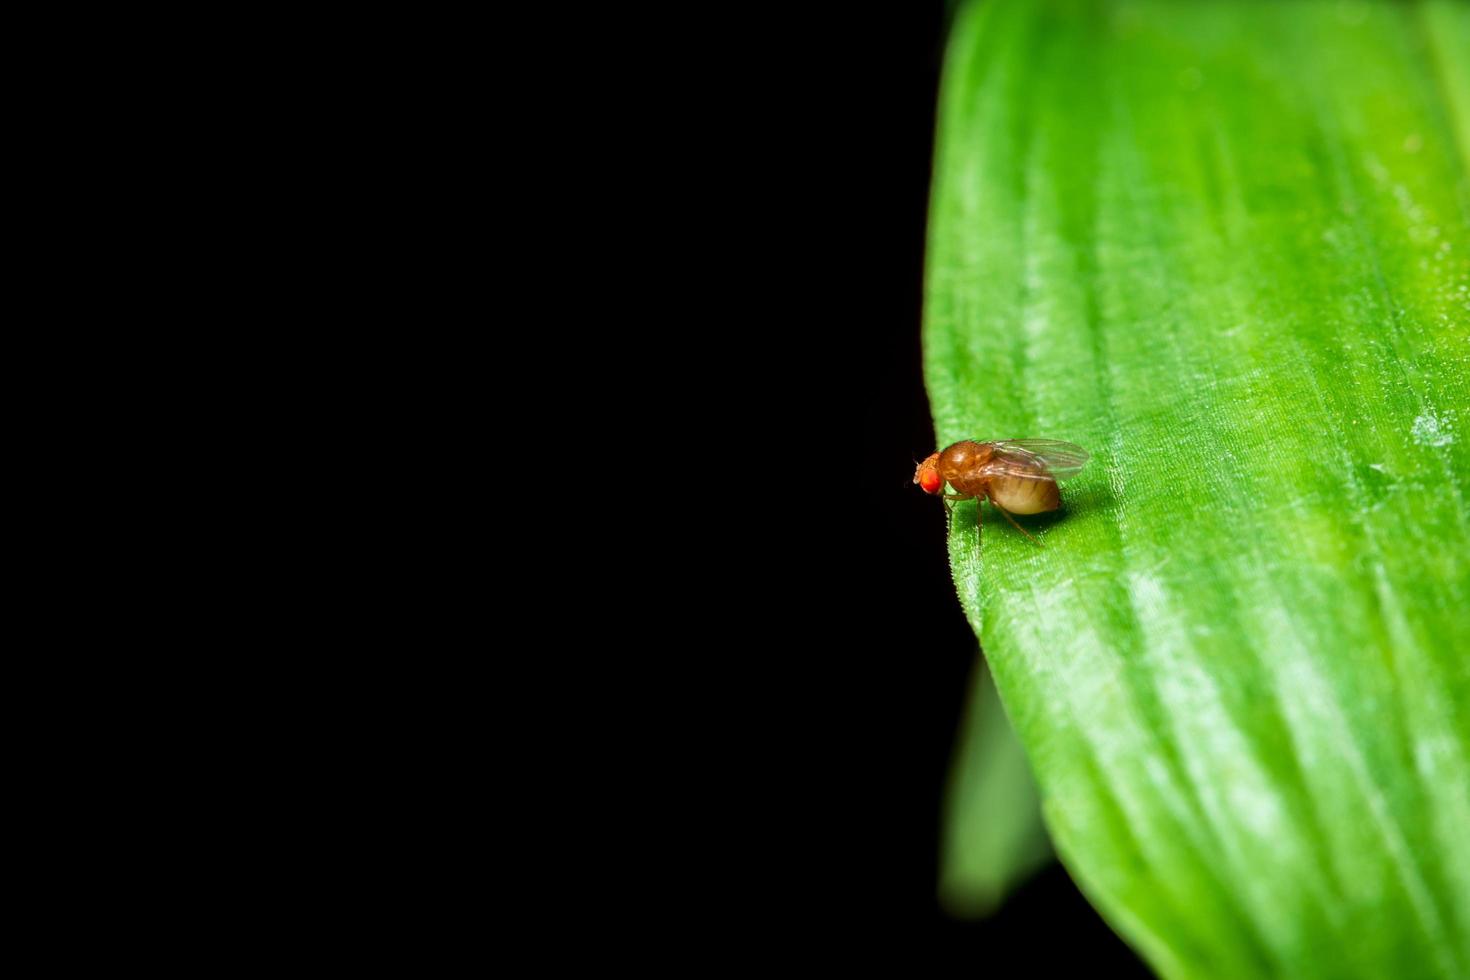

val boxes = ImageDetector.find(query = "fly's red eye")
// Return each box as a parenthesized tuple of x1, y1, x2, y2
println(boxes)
(919, 468, 942, 494)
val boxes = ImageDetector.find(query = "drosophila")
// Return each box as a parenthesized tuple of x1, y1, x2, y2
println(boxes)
(914, 439, 1090, 542)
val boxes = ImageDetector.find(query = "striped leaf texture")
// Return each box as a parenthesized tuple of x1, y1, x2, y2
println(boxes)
(924, 1, 1470, 977)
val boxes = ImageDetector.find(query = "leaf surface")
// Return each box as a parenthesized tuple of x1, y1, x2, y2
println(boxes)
(939, 656, 1052, 918)
(925, 2, 1470, 976)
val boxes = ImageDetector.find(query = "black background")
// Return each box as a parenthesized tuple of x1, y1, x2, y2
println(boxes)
(797, 4, 1152, 972)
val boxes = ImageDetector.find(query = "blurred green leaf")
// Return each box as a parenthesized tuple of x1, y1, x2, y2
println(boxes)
(925, 1, 1470, 977)
(940, 655, 1053, 919)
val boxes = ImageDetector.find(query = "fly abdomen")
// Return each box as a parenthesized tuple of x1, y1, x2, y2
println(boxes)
(987, 475, 1060, 514)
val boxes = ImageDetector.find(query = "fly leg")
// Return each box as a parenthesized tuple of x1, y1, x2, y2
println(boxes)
(990, 496, 1042, 546)
(942, 493, 972, 533)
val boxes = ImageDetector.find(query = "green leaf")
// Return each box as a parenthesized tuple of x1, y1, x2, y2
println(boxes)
(939, 654, 1053, 918)
(924, 1, 1470, 977)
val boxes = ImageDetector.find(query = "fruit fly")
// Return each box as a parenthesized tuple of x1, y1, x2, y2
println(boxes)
(913, 439, 1090, 543)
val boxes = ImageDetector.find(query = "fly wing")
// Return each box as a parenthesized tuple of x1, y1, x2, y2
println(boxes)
(981, 439, 1091, 481)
